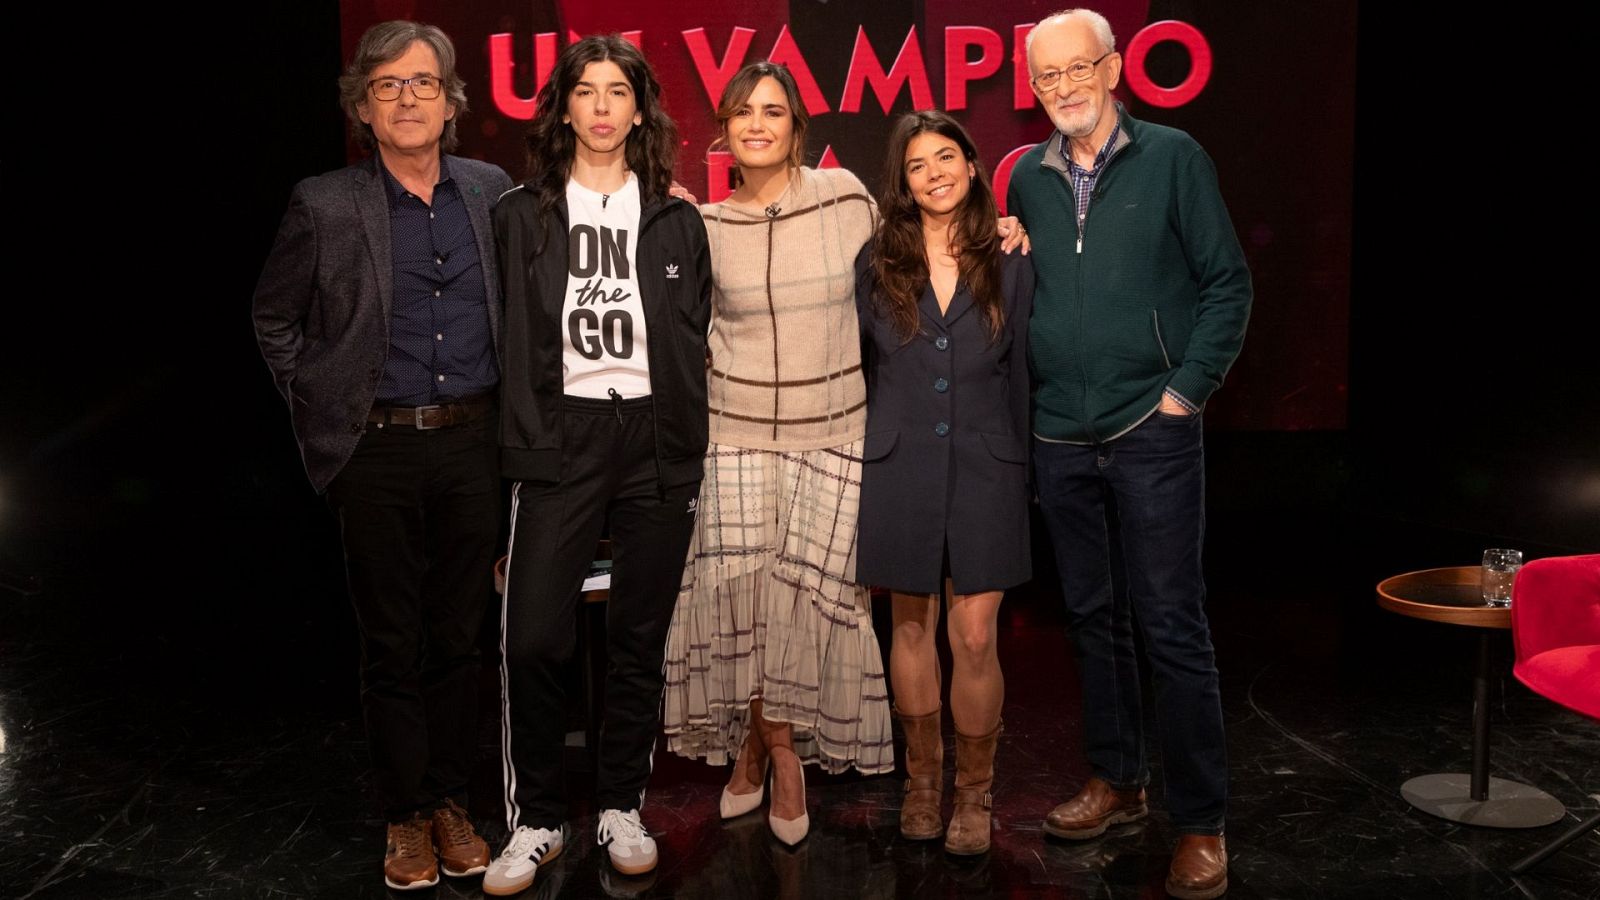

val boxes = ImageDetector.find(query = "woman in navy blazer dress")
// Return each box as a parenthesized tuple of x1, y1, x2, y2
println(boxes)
(854, 110, 1033, 857)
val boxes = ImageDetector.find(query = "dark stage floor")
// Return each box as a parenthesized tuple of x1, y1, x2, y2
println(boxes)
(2, 436, 1597, 899)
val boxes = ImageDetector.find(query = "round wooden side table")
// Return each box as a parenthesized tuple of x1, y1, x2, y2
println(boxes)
(1376, 566, 1565, 828)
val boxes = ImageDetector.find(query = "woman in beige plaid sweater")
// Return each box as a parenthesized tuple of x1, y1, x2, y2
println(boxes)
(660, 61, 889, 847)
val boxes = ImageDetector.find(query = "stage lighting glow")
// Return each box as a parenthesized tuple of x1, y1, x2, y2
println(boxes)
(1574, 471, 1600, 510)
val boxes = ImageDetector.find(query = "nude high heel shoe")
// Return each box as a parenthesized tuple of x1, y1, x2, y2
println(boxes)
(721, 724, 770, 819)
(719, 757, 770, 819)
(767, 748, 809, 846)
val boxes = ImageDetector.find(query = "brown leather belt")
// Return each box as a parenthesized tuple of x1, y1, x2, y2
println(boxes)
(367, 393, 493, 430)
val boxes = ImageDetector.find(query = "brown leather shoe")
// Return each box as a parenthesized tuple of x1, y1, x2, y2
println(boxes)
(1042, 777, 1148, 839)
(432, 798, 491, 877)
(896, 706, 944, 840)
(1165, 834, 1227, 899)
(944, 720, 1001, 856)
(384, 816, 439, 890)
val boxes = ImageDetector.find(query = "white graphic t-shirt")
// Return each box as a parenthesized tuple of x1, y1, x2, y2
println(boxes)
(562, 173, 650, 398)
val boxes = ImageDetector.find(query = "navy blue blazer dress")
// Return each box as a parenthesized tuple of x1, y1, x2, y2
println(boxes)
(853, 245, 1034, 594)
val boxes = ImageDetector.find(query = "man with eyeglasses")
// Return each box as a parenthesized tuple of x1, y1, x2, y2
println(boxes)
(1007, 9, 1251, 899)
(252, 20, 511, 892)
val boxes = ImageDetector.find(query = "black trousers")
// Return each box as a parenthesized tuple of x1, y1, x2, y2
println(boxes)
(499, 395, 700, 830)
(324, 411, 500, 820)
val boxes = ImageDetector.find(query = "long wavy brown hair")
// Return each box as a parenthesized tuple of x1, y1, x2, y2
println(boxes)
(870, 110, 1003, 343)
(524, 35, 678, 217)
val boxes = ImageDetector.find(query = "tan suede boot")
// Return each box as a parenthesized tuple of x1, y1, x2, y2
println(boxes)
(944, 720, 1001, 856)
(896, 706, 944, 840)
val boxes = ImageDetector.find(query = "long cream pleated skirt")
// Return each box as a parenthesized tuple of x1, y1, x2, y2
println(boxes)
(662, 440, 893, 775)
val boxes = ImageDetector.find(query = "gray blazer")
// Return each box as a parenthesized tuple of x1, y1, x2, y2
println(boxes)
(252, 154, 513, 492)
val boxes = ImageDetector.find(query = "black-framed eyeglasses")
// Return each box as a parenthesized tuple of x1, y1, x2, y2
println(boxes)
(367, 75, 442, 101)
(1030, 51, 1115, 92)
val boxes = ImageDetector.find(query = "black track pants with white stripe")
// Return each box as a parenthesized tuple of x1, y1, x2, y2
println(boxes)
(498, 394, 700, 831)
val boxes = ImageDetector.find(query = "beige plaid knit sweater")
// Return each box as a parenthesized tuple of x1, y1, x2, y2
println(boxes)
(700, 167, 877, 451)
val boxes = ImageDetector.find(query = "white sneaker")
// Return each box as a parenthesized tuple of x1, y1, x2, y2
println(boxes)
(482, 824, 565, 896)
(596, 808, 658, 875)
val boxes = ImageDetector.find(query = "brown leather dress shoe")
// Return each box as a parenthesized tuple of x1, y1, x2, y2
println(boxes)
(1042, 777, 1148, 839)
(1165, 834, 1227, 899)
(432, 798, 491, 877)
(384, 816, 440, 890)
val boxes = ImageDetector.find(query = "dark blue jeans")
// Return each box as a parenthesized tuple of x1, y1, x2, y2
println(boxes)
(1033, 410, 1226, 834)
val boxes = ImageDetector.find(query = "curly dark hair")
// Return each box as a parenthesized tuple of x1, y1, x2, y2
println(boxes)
(524, 35, 678, 214)
(870, 110, 1004, 343)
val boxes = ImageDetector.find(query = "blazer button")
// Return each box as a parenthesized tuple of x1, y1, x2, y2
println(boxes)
(935, 336, 949, 351)
(350, 422, 364, 434)
(933, 377, 949, 393)
(933, 422, 950, 437)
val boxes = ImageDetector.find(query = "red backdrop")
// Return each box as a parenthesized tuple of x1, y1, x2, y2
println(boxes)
(339, 1, 1354, 431)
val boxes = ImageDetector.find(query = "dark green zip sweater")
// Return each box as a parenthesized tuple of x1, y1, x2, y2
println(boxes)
(1008, 109, 1252, 443)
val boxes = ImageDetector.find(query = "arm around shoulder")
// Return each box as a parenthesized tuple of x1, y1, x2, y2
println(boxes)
(1005, 180, 1027, 230)
(454, 155, 514, 202)
(685, 203, 713, 336)
(1004, 251, 1033, 447)
(488, 164, 514, 199)
(853, 242, 878, 325)
(491, 187, 544, 466)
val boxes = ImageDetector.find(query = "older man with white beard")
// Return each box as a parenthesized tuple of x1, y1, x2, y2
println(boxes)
(1006, 9, 1252, 899)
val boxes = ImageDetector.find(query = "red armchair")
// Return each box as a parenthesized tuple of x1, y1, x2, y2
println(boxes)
(1508, 553, 1600, 874)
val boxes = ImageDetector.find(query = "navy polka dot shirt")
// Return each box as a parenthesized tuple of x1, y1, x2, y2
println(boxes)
(377, 157, 497, 406)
